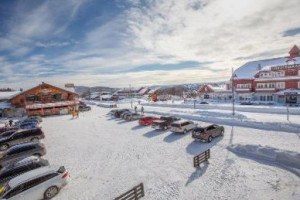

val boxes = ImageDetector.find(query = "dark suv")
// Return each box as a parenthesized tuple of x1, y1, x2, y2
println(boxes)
(114, 109, 130, 118)
(0, 142, 46, 168)
(0, 128, 45, 151)
(151, 116, 181, 130)
(0, 156, 49, 185)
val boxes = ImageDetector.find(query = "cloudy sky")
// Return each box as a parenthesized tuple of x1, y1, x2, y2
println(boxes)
(0, 0, 300, 89)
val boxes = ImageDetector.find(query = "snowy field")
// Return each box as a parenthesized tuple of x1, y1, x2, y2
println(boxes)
(36, 102, 300, 200)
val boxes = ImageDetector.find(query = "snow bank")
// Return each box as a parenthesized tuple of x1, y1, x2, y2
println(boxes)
(228, 144, 300, 170)
(142, 101, 300, 115)
(143, 109, 300, 134)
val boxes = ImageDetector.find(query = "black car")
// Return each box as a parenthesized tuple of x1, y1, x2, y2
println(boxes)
(0, 142, 46, 168)
(0, 156, 49, 185)
(79, 105, 91, 112)
(0, 128, 45, 151)
(152, 116, 181, 130)
(114, 109, 130, 118)
(0, 130, 17, 138)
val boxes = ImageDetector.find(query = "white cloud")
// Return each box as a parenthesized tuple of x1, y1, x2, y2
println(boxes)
(1, 0, 300, 88)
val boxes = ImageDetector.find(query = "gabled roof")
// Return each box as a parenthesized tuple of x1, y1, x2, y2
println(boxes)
(289, 45, 300, 56)
(9, 82, 78, 101)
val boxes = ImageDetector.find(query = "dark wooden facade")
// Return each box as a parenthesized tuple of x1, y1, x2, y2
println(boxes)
(9, 82, 79, 116)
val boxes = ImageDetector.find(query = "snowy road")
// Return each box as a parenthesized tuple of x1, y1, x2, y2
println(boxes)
(42, 105, 300, 200)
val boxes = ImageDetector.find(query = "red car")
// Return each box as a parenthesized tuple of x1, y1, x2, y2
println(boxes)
(139, 116, 160, 126)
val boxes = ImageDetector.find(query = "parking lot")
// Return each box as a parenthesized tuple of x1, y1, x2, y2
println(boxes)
(41, 105, 300, 200)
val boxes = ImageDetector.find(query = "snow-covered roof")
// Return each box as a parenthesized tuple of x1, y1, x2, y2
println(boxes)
(0, 91, 21, 100)
(274, 89, 300, 95)
(138, 88, 148, 94)
(208, 85, 229, 93)
(234, 57, 300, 79)
(0, 102, 11, 109)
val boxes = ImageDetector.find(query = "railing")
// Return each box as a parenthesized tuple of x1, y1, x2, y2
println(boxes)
(114, 183, 145, 200)
(194, 149, 210, 168)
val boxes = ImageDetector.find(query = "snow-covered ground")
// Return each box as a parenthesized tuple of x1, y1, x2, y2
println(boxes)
(35, 102, 300, 200)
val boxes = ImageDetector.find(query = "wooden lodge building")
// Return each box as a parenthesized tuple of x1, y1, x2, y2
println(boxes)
(7, 82, 79, 117)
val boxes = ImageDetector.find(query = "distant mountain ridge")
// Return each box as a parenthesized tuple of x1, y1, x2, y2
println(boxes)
(75, 81, 227, 95)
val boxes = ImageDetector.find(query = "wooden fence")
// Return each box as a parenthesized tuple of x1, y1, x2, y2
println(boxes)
(114, 183, 145, 200)
(193, 149, 210, 168)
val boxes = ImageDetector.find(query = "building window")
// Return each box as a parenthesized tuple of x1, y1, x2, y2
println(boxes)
(276, 82, 285, 89)
(275, 71, 284, 77)
(267, 95, 273, 101)
(53, 93, 62, 101)
(26, 95, 39, 102)
(257, 83, 275, 89)
(298, 81, 300, 89)
(237, 84, 251, 89)
(260, 95, 273, 101)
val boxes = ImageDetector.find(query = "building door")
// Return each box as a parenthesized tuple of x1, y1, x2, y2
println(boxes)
(286, 95, 297, 104)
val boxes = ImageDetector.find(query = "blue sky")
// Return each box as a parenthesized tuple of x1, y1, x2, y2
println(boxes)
(0, 0, 300, 88)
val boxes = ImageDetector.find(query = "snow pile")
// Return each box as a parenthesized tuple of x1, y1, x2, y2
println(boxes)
(227, 144, 300, 170)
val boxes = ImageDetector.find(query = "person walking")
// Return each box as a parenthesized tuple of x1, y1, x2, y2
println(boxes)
(9, 119, 13, 127)
(141, 106, 144, 114)
(134, 106, 137, 113)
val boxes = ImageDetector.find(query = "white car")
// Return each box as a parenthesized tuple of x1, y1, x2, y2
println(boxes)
(170, 120, 197, 134)
(0, 165, 68, 200)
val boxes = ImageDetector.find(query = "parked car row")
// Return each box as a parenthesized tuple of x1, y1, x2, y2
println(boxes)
(79, 102, 91, 112)
(107, 109, 144, 121)
(107, 109, 225, 142)
(0, 117, 68, 200)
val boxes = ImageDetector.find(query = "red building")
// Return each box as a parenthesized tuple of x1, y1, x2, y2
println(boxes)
(232, 45, 300, 104)
(8, 82, 79, 116)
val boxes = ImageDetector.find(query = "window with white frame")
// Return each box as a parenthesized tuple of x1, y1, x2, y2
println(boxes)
(237, 84, 251, 89)
(275, 71, 284, 77)
(259, 95, 273, 101)
(260, 73, 271, 78)
(276, 82, 285, 89)
(257, 83, 275, 89)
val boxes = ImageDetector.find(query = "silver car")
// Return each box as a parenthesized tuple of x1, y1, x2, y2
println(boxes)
(170, 120, 197, 134)
(0, 142, 46, 169)
(125, 113, 143, 121)
(0, 165, 68, 200)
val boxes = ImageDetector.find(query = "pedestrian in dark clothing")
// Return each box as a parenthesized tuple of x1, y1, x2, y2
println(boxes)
(141, 106, 144, 114)
(9, 120, 13, 127)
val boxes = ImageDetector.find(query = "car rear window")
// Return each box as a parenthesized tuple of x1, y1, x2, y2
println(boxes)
(194, 127, 204, 132)
(171, 123, 180, 127)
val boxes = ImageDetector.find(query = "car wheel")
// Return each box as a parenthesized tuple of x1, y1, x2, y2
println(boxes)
(44, 186, 59, 199)
(183, 129, 187, 134)
(31, 137, 39, 142)
(208, 136, 213, 143)
(0, 144, 9, 151)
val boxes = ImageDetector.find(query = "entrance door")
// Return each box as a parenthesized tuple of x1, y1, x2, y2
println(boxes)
(286, 95, 297, 104)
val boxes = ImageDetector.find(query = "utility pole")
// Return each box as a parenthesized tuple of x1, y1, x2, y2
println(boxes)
(130, 84, 133, 109)
(232, 68, 236, 116)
